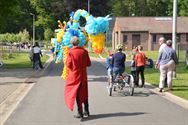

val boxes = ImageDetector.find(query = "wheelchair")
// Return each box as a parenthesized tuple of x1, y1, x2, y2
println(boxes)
(107, 72, 135, 96)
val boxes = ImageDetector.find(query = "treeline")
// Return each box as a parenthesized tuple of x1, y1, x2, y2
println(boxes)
(110, 0, 188, 16)
(0, 29, 30, 43)
(0, 0, 188, 42)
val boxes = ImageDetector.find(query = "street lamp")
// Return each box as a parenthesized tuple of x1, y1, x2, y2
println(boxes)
(88, 0, 90, 14)
(30, 13, 35, 46)
(172, 0, 177, 50)
(172, 0, 177, 78)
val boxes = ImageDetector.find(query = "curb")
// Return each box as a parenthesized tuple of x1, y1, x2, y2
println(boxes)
(146, 82, 188, 110)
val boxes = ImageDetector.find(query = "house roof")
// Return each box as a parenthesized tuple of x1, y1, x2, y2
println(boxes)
(113, 17, 188, 33)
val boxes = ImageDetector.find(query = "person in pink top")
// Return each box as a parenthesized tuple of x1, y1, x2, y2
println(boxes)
(135, 45, 146, 87)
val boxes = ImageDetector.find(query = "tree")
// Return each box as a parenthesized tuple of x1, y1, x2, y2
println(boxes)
(19, 29, 30, 43)
(179, 0, 188, 16)
(0, 0, 19, 32)
(44, 28, 53, 41)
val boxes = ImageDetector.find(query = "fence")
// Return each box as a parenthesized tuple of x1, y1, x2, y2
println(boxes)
(177, 43, 188, 62)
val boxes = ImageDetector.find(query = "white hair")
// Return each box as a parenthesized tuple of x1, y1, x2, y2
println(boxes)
(159, 37, 166, 43)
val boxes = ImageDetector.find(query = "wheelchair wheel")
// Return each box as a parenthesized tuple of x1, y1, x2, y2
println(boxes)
(108, 86, 112, 96)
(0, 61, 3, 67)
(107, 76, 113, 96)
(128, 75, 134, 96)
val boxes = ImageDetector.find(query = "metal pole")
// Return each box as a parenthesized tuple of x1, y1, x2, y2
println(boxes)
(33, 14, 35, 46)
(88, 0, 90, 14)
(172, 0, 177, 50)
(30, 13, 35, 46)
(172, 0, 177, 78)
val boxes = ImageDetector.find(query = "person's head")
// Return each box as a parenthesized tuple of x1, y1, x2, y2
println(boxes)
(107, 50, 113, 57)
(133, 46, 137, 49)
(166, 40, 172, 47)
(158, 37, 166, 46)
(137, 45, 143, 51)
(70, 36, 80, 46)
(116, 44, 123, 51)
(34, 42, 39, 47)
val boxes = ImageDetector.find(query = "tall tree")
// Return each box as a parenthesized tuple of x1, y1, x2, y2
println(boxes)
(0, 0, 19, 32)
(179, 0, 188, 16)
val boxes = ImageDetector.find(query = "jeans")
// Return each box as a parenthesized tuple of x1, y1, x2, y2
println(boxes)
(113, 67, 125, 82)
(136, 66, 145, 86)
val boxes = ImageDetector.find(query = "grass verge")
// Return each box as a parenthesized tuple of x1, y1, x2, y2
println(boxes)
(2, 52, 49, 68)
(126, 62, 188, 100)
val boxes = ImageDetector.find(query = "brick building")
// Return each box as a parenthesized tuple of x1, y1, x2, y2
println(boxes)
(111, 17, 188, 50)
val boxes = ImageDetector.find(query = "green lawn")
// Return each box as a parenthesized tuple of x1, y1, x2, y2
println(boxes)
(125, 63, 188, 100)
(89, 50, 187, 62)
(2, 52, 49, 68)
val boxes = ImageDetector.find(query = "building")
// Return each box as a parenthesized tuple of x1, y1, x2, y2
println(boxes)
(111, 17, 188, 50)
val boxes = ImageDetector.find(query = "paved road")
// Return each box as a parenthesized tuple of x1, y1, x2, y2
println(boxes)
(4, 60, 188, 125)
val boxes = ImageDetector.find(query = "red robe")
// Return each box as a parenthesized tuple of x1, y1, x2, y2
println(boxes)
(64, 46, 91, 111)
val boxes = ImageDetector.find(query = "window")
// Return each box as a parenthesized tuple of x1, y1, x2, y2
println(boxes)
(153, 34, 156, 43)
(123, 35, 127, 44)
(177, 34, 181, 43)
(186, 34, 188, 42)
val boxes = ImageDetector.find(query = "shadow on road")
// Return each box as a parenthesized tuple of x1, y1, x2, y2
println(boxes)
(81, 112, 147, 121)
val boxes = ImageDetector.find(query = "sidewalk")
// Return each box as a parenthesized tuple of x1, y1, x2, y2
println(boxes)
(0, 68, 34, 104)
(0, 54, 53, 125)
(0, 54, 52, 105)
(92, 57, 188, 110)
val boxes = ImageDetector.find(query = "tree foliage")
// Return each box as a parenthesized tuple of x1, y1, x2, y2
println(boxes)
(0, 0, 188, 41)
(44, 28, 53, 41)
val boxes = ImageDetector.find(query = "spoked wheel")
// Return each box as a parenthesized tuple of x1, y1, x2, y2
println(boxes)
(0, 61, 3, 68)
(128, 75, 134, 96)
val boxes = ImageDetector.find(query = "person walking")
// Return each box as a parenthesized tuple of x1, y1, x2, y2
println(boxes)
(32, 42, 43, 69)
(135, 45, 146, 87)
(156, 40, 178, 92)
(130, 47, 138, 85)
(158, 37, 166, 53)
(64, 36, 91, 119)
(106, 51, 113, 87)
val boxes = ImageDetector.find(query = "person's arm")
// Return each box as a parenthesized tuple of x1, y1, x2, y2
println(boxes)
(172, 50, 178, 64)
(66, 52, 73, 70)
(112, 55, 114, 67)
(155, 51, 162, 68)
(135, 54, 138, 66)
(86, 52, 91, 67)
(124, 53, 126, 62)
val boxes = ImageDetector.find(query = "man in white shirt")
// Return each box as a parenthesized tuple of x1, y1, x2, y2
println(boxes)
(158, 37, 166, 53)
(32, 42, 43, 69)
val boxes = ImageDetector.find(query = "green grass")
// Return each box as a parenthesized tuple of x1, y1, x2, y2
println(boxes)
(2, 52, 49, 68)
(125, 63, 188, 100)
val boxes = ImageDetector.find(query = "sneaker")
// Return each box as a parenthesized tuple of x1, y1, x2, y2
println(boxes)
(83, 111, 90, 117)
(74, 113, 83, 119)
(159, 88, 163, 92)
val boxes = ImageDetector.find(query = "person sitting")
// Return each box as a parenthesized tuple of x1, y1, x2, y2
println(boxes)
(112, 44, 126, 82)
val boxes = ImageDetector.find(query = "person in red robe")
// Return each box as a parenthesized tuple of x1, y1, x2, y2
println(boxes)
(64, 36, 91, 119)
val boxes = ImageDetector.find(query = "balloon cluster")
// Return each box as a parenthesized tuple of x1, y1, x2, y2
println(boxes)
(61, 46, 69, 79)
(52, 9, 111, 79)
